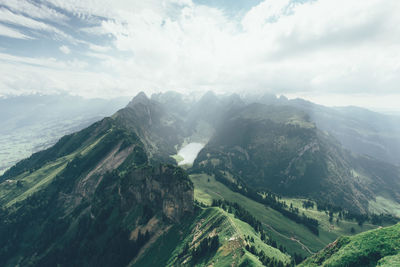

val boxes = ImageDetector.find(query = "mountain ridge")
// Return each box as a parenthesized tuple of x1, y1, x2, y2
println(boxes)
(1, 91, 400, 266)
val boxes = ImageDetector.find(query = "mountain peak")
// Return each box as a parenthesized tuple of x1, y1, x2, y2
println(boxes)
(127, 91, 150, 108)
(197, 90, 218, 106)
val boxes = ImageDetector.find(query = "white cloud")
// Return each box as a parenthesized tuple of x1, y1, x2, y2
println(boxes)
(242, 0, 291, 30)
(59, 45, 71, 54)
(0, 0, 69, 22)
(0, 53, 97, 97)
(88, 44, 111, 52)
(0, 0, 399, 110)
(0, 24, 32, 39)
(84, 0, 400, 97)
(42, 0, 168, 21)
(0, 7, 81, 43)
(80, 26, 109, 35)
(0, 52, 88, 70)
(0, 8, 57, 31)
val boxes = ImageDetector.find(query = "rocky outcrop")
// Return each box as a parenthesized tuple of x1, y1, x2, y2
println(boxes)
(121, 164, 194, 222)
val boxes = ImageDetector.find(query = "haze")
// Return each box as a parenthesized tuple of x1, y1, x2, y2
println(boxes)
(0, 0, 399, 111)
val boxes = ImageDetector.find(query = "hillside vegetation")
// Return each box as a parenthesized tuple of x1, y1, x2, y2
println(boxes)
(299, 223, 400, 266)
(1, 91, 400, 266)
(189, 173, 391, 259)
(135, 207, 291, 267)
(192, 103, 400, 214)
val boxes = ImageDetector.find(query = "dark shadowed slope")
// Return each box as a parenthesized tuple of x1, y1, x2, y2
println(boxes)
(192, 103, 400, 213)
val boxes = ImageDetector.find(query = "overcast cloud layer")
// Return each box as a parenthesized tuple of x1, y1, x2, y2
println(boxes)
(0, 0, 399, 109)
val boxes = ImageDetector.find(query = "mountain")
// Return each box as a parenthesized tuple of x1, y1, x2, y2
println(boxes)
(299, 223, 400, 266)
(0, 109, 194, 266)
(0, 94, 129, 175)
(192, 102, 400, 214)
(249, 94, 400, 166)
(4, 91, 399, 211)
(1, 91, 400, 266)
(135, 206, 291, 267)
(0, 92, 290, 267)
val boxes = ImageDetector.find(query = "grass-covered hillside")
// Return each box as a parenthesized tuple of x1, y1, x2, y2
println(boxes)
(189, 173, 396, 260)
(134, 206, 292, 267)
(299, 223, 400, 266)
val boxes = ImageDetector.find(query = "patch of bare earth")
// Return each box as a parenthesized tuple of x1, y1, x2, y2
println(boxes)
(60, 143, 135, 215)
(128, 216, 172, 266)
(77, 142, 135, 198)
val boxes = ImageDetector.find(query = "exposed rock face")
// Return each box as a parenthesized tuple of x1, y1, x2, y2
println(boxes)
(162, 180, 194, 222)
(121, 164, 194, 222)
(76, 142, 135, 198)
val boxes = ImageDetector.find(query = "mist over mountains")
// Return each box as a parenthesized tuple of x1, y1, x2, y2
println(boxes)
(1, 0, 400, 265)
(1, 91, 399, 266)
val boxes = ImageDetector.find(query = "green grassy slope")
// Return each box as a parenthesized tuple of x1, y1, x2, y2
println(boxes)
(190, 173, 383, 258)
(377, 254, 400, 266)
(0, 132, 110, 207)
(134, 207, 291, 267)
(299, 223, 400, 267)
(281, 198, 384, 236)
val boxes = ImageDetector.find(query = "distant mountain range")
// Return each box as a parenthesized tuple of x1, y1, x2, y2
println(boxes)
(1, 91, 399, 266)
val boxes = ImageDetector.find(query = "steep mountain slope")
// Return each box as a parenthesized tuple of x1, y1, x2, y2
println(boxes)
(0, 92, 292, 267)
(0, 112, 194, 266)
(251, 94, 400, 166)
(294, 101, 400, 166)
(299, 223, 400, 266)
(192, 103, 400, 213)
(135, 207, 291, 267)
(114, 92, 188, 162)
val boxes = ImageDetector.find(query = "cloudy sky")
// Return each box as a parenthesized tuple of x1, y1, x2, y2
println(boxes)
(0, 0, 399, 110)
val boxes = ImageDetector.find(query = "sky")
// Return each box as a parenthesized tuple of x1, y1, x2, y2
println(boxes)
(0, 0, 399, 110)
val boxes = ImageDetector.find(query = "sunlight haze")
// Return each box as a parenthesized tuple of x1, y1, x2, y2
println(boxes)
(0, 0, 399, 110)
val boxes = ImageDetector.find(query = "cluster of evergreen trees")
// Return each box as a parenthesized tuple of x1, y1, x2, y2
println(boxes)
(245, 243, 291, 267)
(315, 201, 399, 226)
(302, 200, 314, 209)
(206, 170, 320, 235)
(191, 235, 219, 262)
(212, 199, 262, 232)
(211, 200, 291, 257)
(244, 235, 305, 267)
(279, 206, 319, 235)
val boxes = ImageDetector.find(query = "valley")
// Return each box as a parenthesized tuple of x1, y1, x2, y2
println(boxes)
(1, 91, 399, 266)
(0, 0, 398, 265)
(189, 173, 383, 258)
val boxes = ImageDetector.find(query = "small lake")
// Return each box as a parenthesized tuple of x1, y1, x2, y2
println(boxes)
(178, 142, 204, 165)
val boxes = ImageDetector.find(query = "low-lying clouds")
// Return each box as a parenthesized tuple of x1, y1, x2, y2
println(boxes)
(0, 0, 399, 109)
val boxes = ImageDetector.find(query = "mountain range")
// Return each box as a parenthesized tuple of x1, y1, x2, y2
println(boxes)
(1, 91, 399, 266)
